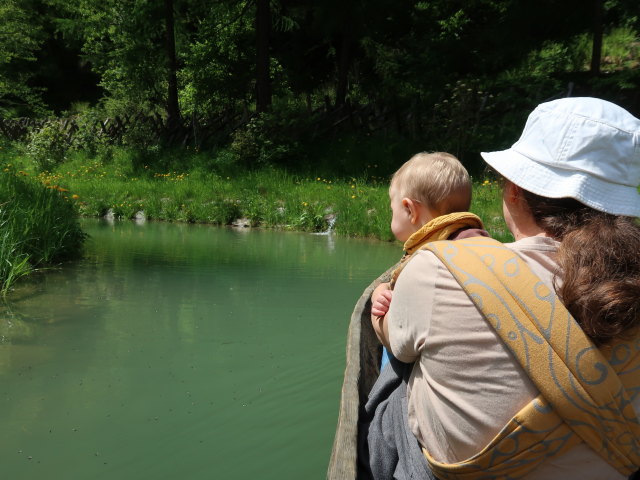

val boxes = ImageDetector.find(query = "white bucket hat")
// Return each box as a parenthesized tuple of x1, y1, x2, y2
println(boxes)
(481, 97, 640, 217)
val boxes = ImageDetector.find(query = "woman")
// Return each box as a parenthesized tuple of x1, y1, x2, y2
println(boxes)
(363, 97, 640, 480)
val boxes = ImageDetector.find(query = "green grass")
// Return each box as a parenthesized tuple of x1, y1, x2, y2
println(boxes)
(471, 178, 513, 243)
(2, 146, 509, 243)
(0, 165, 85, 293)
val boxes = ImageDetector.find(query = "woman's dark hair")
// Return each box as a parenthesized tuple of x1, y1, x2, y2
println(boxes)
(521, 189, 640, 346)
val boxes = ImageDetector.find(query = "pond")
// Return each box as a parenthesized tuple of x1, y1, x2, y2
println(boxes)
(0, 219, 398, 479)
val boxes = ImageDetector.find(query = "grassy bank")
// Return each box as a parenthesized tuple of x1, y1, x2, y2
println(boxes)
(2, 144, 510, 244)
(0, 164, 85, 293)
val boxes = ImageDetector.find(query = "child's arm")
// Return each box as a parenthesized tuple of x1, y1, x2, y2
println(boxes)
(371, 282, 393, 347)
(371, 282, 393, 317)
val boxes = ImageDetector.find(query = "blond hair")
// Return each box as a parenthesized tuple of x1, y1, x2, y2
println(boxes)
(390, 152, 471, 215)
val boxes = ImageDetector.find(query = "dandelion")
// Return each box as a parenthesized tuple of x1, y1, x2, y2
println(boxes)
(72, 194, 79, 200)
(302, 202, 308, 206)
(351, 195, 357, 199)
(316, 177, 321, 181)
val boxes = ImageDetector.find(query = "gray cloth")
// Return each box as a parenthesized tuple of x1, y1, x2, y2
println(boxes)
(359, 356, 438, 480)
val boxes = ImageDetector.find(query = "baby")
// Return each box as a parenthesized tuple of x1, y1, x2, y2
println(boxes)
(371, 152, 488, 367)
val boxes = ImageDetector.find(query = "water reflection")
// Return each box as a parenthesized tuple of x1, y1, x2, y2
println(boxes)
(0, 220, 398, 479)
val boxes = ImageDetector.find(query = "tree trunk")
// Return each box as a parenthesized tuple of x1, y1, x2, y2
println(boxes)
(256, 0, 272, 113)
(335, 33, 351, 107)
(590, 0, 603, 76)
(164, 0, 181, 130)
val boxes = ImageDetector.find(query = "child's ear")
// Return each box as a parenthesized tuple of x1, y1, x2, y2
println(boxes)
(402, 198, 419, 224)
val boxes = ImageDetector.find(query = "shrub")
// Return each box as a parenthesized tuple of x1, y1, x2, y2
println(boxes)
(25, 121, 69, 172)
(70, 109, 113, 159)
(230, 110, 307, 167)
(121, 118, 161, 150)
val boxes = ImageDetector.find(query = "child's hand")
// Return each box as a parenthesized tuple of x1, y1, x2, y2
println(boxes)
(371, 285, 393, 318)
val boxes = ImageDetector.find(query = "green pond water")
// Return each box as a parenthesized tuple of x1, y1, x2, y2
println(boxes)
(0, 219, 398, 480)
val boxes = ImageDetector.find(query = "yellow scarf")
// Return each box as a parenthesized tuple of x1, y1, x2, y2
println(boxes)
(390, 212, 484, 288)
(421, 237, 640, 479)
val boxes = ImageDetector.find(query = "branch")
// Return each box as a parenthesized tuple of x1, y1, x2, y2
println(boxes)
(214, 0, 255, 30)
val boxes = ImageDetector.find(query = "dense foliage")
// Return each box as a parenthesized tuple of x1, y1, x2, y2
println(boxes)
(0, 0, 638, 173)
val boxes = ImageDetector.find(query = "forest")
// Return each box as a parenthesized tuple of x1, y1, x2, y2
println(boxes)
(1, 0, 639, 175)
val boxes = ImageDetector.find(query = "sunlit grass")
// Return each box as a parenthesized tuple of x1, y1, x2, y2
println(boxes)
(0, 165, 85, 293)
(471, 178, 513, 242)
(4, 147, 509, 244)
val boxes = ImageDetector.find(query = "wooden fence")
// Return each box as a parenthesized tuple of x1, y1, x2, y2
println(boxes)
(0, 110, 249, 148)
(0, 101, 425, 148)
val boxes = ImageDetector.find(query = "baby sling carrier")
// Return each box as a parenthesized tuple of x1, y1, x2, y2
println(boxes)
(411, 237, 640, 479)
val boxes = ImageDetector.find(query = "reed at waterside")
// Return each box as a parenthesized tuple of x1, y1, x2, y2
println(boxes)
(0, 167, 85, 294)
(4, 147, 510, 243)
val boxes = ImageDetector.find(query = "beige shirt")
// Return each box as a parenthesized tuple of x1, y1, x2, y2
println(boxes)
(387, 236, 637, 480)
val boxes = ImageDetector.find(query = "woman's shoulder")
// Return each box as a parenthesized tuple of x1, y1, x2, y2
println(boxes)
(504, 236, 561, 283)
(505, 235, 560, 252)
(403, 236, 561, 289)
(408, 236, 560, 268)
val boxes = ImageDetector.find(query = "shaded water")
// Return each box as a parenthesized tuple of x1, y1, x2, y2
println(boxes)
(0, 220, 398, 479)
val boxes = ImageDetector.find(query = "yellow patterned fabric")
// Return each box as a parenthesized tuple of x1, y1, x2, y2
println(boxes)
(389, 212, 484, 289)
(418, 236, 640, 479)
